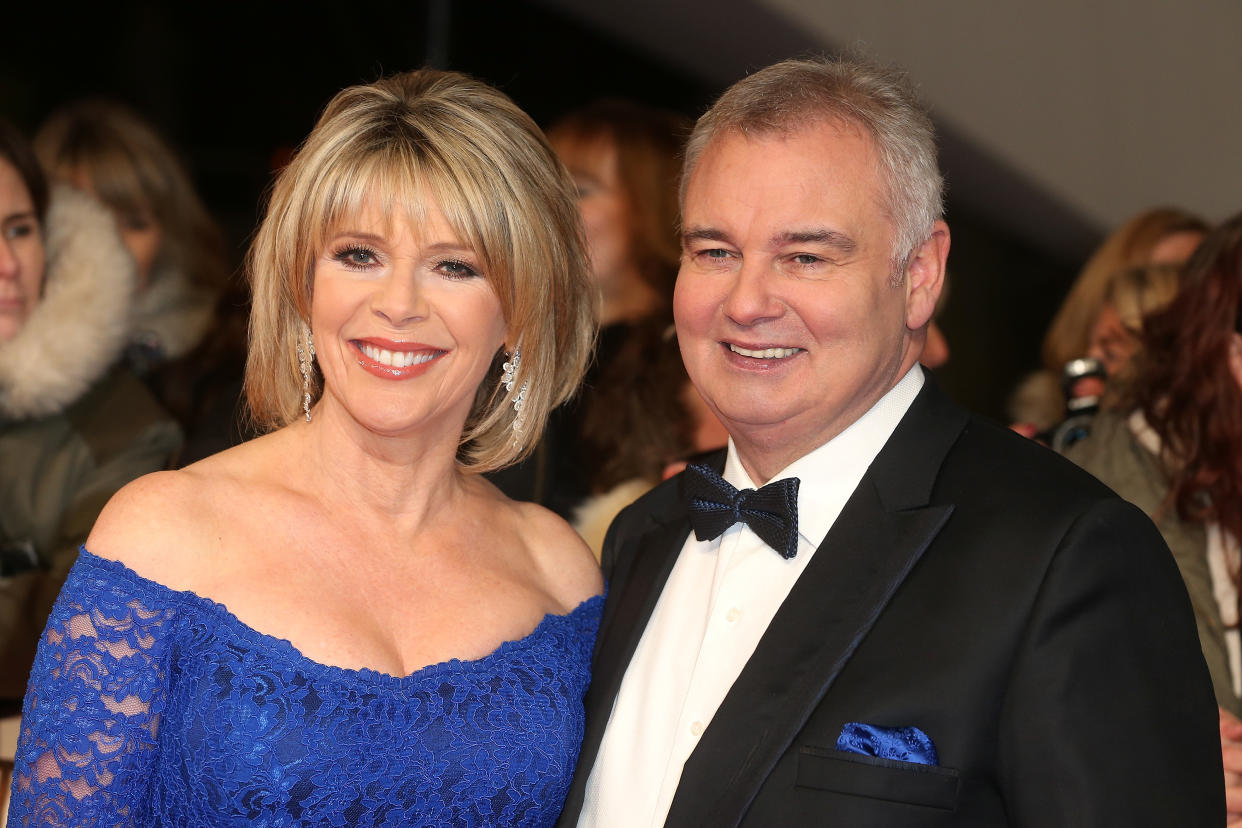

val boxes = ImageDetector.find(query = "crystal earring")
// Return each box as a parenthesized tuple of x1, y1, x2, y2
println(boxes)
(501, 347, 529, 437)
(297, 325, 315, 423)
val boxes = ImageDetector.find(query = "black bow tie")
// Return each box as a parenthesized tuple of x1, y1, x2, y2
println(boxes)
(684, 462, 801, 559)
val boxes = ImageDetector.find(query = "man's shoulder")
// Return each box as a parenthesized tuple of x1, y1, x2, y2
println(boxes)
(943, 409, 1117, 503)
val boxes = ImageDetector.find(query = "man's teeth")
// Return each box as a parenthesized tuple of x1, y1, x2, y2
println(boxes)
(361, 344, 438, 368)
(729, 344, 800, 359)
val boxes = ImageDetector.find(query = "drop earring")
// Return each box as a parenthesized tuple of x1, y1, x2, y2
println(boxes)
(297, 325, 315, 423)
(501, 347, 529, 437)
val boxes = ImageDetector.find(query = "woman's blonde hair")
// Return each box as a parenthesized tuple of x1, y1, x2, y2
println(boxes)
(245, 69, 596, 472)
(1041, 207, 1206, 370)
(34, 100, 228, 292)
(1107, 263, 1180, 334)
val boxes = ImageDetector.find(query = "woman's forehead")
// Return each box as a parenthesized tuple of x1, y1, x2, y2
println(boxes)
(319, 188, 490, 256)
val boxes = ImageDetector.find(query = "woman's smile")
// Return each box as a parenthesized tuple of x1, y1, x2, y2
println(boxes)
(350, 338, 448, 379)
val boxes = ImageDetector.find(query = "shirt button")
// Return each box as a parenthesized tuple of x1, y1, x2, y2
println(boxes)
(726, 607, 742, 623)
(690, 721, 704, 737)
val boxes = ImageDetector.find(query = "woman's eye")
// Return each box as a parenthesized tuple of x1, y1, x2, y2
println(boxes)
(118, 211, 153, 232)
(332, 246, 379, 270)
(3, 221, 36, 240)
(437, 258, 481, 279)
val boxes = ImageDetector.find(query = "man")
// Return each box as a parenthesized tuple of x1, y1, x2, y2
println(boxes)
(557, 56, 1223, 826)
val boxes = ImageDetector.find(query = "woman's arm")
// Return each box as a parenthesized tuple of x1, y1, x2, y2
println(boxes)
(9, 555, 176, 826)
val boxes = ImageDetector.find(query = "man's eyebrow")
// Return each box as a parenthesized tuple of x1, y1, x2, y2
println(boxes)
(774, 229, 857, 254)
(681, 226, 731, 247)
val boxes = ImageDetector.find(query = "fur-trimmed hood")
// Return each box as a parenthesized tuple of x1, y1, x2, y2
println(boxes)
(132, 261, 216, 361)
(0, 187, 137, 419)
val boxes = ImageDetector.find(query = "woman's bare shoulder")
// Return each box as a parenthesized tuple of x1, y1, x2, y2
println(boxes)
(86, 439, 277, 586)
(502, 495, 604, 612)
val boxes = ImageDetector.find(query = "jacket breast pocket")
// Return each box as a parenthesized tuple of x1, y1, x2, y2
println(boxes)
(796, 745, 960, 811)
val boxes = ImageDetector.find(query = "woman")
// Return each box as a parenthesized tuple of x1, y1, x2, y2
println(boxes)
(34, 101, 230, 421)
(489, 100, 693, 519)
(547, 99, 686, 329)
(1064, 212, 1242, 817)
(1085, 262, 1180, 387)
(11, 70, 602, 825)
(0, 120, 180, 705)
(1010, 206, 1207, 432)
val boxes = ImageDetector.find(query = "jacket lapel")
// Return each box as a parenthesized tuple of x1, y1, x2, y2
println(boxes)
(666, 379, 967, 827)
(558, 474, 702, 825)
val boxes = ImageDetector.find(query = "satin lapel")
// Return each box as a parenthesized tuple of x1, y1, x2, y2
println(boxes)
(558, 486, 695, 825)
(587, 515, 692, 727)
(667, 378, 967, 827)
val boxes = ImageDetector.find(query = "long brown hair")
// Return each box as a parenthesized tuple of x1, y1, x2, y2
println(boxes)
(1132, 212, 1242, 543)
(547, 100, 688, 303)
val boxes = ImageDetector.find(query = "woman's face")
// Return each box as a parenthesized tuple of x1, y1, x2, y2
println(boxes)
(0, 158, 46, 343)
(310, 196, 507, 440)
(1087, 302, 1140, 377)
(68, 167, 163, 291)
(552, 135, 633, 291)
(1148, 230, 1204, 266)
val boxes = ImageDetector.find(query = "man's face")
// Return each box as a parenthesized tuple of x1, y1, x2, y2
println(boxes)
(674, 122, 944, 479)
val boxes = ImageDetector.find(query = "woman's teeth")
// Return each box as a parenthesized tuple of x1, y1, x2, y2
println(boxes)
(361, 344, 438, 368)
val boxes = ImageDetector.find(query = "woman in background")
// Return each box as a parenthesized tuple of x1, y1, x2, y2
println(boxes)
(1064, 213, 1242, 819)
(488, 99, 691, 518)
(1011, 206, 1206, 432)
(0, 121, 180, 705)
(35, 101, 230, 419)
(11, 70, 601, 825)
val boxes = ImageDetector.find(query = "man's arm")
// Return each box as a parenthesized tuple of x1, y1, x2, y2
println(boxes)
(997, 497, 1223, 826)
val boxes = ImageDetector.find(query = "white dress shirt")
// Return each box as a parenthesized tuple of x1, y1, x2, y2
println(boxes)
(579, 366, 925, 828)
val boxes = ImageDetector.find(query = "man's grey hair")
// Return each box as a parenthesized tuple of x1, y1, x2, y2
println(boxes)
(682, 54, 943, 278)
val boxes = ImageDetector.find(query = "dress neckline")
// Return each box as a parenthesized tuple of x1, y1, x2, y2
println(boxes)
(75, 546, 603, 689)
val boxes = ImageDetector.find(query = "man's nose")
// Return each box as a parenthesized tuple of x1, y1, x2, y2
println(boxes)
(371, 272, 429, 327)
(721, 261, 783, 326)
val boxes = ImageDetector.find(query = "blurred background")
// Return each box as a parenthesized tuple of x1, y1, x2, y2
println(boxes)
(4, 0, 1238, 421)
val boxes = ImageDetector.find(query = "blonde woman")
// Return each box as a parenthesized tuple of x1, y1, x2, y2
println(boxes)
(11, 70, 601, 825)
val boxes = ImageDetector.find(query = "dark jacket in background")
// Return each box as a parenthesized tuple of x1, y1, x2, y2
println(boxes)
(0, 188, 181, 701)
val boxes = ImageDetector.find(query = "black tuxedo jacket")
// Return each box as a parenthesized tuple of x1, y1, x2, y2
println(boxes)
(558, 380, 1223, 826)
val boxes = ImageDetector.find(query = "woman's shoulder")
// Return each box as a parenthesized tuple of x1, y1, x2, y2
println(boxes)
(86, 437, 280, 585)
(478, 481, 603, 613)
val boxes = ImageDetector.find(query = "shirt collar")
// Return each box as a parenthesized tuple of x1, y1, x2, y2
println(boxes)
(722, 364, 925, 549)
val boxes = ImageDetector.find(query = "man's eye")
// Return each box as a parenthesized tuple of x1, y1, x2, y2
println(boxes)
(701, 248, 730, 260)
(792, 254, 821, 265)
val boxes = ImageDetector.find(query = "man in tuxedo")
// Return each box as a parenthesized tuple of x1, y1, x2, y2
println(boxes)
(558, 56, 1223, 826)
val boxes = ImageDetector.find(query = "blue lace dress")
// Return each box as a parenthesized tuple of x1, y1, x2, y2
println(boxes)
(9, 549, 602, 827)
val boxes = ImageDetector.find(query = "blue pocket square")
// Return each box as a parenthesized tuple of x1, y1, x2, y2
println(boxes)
(836, 722, 940, 766)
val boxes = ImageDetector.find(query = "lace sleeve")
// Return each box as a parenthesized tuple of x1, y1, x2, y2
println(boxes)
(9, 556, 177, 827)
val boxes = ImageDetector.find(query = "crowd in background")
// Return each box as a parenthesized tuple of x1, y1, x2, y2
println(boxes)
(1, 62, 1241, 822)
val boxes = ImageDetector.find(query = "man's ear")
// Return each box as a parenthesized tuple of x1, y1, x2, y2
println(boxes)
(904, 220, 950, 331)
